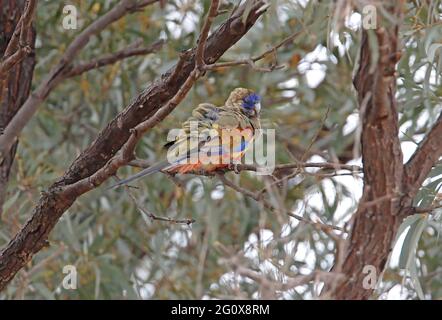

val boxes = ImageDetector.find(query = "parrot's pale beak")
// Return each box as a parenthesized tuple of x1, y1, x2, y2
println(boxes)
(255, 102, 261, 114)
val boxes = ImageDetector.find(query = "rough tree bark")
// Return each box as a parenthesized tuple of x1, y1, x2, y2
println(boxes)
(0, 0, 268, 292)
(329, 1, 442, 299)
(0, 0, 36, 216)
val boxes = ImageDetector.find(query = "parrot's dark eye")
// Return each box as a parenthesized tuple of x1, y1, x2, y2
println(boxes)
(242, 93, 261, 110)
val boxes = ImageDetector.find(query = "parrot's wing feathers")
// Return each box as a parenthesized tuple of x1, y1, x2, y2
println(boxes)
(191, 103, 219, 121)
(216, 111, 240, 129)
(164, 103, 219, 150)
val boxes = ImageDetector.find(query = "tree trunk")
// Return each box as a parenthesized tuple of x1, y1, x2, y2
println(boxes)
(0, 0, 36, 216)
(330, 1, 420, 299)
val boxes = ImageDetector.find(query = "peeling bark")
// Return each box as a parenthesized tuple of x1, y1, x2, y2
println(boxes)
(330, 2, 405, 300)
(0, 0, 36, 216)
(330, 1, 442, 299)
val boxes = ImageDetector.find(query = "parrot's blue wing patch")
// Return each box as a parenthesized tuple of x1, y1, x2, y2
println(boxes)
(233, 139, 249, 152)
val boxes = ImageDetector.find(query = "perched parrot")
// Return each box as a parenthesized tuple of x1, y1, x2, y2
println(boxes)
(110, 87, 261, 189)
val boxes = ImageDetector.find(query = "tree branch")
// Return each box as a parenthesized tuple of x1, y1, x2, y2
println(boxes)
(195, 0, 220, 70)
(404, 113, 442, 196)
(204, 30, 301, 72)
(117, 176, 195, 225)
(129, 159, 362, 173)
(64, 39, 165, 78)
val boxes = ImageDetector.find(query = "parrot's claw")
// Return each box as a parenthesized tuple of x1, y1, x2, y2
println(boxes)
(228, 163, 240, 174)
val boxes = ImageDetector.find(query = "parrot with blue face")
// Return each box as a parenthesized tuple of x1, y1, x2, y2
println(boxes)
(110, 87, 262, 189)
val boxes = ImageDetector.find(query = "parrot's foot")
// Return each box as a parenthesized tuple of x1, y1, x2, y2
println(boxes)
(228, 163, 241, 174)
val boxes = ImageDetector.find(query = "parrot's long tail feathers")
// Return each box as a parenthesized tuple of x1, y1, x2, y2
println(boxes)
(107, 160, 173, 190)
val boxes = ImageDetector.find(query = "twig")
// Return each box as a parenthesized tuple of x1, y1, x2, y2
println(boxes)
(64, 39, 165, 78)
(235, 266, 343, 293)
(3, 0, 36, 57)
(0, 46, 32, 76)
(413, 203, 442, 213)
(219, 246, 344, 297)
(357, 194, 399, 211)
(26, 244, 66, 278)
(117, 176, 194, 225)
(216, 173, 344, 232)
(196, 0, 220, 70)
(206, 58, 285, 72)
(301, 107, 330, 162)
(204, 30, 303, 72)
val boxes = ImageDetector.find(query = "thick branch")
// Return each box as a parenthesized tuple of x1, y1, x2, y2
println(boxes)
(404, 113, 442, 196)
(0, 0, 36, 76)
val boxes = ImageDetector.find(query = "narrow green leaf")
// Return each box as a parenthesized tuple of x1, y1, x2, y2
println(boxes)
(2, 191, 20, 213)
(398, 214, 427, 269)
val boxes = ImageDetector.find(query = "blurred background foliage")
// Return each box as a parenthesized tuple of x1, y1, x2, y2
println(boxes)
(0, 0, 441, 299)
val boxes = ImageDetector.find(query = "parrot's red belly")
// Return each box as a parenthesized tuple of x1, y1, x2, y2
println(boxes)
(168, 163, 229, 174)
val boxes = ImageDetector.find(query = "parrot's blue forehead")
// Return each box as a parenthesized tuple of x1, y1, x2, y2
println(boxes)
(242, 93, 261, 109)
